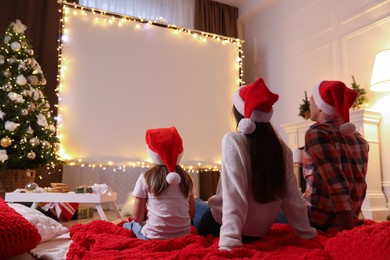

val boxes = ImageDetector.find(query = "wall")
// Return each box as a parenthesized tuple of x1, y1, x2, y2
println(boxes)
(239, 0, 390, 208)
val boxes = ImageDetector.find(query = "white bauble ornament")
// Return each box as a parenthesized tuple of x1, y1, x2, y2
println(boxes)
(21, 109, 28, 116)
(41, 141, 51, 149)
(11, 42, 21, 51)
(27, 151, 36, 160)
(8, 57, 16, 64)
(28, 49, 34, 55)
(0, 55, 4, 64)
(3, 70, 11, 78)
(28, 75, 39, 86)
(29, 137, 40, 147)
(4, 35, 11, 44)
(16, 75, 27, 86)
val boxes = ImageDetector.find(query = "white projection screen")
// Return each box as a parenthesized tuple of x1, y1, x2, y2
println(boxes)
(58, 6, 241, 166)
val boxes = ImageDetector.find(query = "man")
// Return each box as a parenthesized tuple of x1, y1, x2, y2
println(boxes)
(303, 80, 369, 232)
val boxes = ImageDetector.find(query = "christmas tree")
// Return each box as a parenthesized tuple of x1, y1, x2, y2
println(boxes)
(0, 19, 62, 170)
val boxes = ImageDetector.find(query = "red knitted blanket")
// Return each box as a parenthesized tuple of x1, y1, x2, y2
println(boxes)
(66, 220, 390, 260)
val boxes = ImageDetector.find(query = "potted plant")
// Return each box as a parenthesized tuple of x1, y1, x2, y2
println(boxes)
(351, 76, 368, 110)
(298, 91, 311, 120)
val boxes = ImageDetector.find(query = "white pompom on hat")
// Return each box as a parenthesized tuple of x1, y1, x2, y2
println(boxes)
(312, 80, 358, 135)
(146, 127, 184, 185)
(233, 77, 279, 134)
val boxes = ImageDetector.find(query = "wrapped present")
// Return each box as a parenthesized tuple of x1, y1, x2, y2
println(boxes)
(72, 206, 94, 220)
(75, 185, 93, 193)
(39, 202, 79, 221)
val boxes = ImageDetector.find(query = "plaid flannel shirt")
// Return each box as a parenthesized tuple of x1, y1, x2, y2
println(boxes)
(302, 120, 369, 228)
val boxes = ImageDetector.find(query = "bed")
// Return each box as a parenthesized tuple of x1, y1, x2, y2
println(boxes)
(1, 198, 389, 260)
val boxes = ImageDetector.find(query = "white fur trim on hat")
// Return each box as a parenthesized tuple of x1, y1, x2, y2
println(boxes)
(312, 82, 338, 116)
(233, 88, 273, 123)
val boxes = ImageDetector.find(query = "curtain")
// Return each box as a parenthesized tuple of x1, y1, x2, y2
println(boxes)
(194, 0, 238, 38)
(79, 0, 195, 29)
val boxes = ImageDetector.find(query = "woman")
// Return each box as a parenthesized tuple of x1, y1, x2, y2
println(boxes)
(193, 78, 317, 250)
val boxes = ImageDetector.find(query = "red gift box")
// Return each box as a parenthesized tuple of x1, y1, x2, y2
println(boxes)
(39, 202, 79, 221)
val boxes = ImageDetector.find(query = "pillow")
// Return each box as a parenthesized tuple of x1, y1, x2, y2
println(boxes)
(7, 202, 69, 242)
(0, 197, 41, 259)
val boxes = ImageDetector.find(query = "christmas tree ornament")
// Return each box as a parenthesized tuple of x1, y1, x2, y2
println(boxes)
(0, 150, 8, 161)
(28, 75, 39, 86)
(28, 103, 36, 111)
(11, 42, 21, 51)
(25, 182, 38, 191)
(24, 58, 31, 65)
(12, 19, 27, 34)
(40, 78, 47, 85)
(27, 49, 34, 55)
(27, 151, 36, 160)
(22, 89, 30, 96)
(8, 56, 16, 63)
(1, 137, 12, 148)
(41, 141, 51, 149)
(0, 54, 4, 64)
(37, 114, 48, 127)
(49, 125, 56, 132)
(4, 35, 11, 43)
(20, 137, 27, 144)
(16, 75, 27, 85)
(0, 109, 5, 119)
(21, 109, 28, 116)
(41, 102, 50, 111)
(3, 84, 12, 91)
(4, 121, 20, 131)
(3, 70, 11, 77)
(29, 137, 40, 147)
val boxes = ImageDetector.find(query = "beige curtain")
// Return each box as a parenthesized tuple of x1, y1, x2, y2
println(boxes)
(194, 0, 238, 38)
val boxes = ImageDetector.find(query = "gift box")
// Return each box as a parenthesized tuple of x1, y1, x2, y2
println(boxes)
(72, 206, 94, 220)
(39, 202, 79, 221)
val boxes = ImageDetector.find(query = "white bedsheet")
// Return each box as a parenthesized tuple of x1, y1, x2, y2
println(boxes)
(30, 233, 71, 260)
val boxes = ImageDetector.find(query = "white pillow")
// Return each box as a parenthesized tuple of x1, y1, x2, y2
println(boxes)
(7, 203, 69, 242)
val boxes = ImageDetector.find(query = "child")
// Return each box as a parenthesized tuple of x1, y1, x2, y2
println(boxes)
(193, 78, 317, 250)
(123, 127, 195, 240)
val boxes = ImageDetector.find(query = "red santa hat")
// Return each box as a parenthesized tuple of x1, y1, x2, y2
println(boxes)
(145, 127, 184, 185)
(233, 77, 279, 134)
(312, 80, 358, 135)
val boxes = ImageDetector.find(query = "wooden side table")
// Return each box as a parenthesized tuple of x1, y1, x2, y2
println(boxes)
(5, 192, 123, 221)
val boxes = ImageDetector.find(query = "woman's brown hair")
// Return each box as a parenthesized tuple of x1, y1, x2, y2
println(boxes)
(144, 165, 193, 197)
(233, 106, 286, 203)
